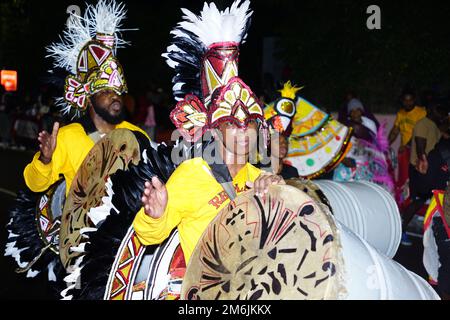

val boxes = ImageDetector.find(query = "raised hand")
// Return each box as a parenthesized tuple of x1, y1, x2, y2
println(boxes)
(142, 176, 168, 219)
(416, 154, 429, 175)
(246, 172, 285, 197)
(38, 122, 59, 164)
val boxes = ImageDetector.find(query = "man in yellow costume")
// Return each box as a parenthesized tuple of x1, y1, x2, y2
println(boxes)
(24, 0, 146, 195)
(5, 0, 146, 283)
(133, 0, 284, 264)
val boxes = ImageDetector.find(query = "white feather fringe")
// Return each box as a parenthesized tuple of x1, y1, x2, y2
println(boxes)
(164, 0, 252, 71)
(86, 0, 130, 51)
(86, 177, 118, 226)
(47, 0, 129, 74)
(46, 12, 91, 74)
(175, 0, 251, 47)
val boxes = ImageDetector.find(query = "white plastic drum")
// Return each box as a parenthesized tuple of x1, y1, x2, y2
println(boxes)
(338, 221, 439, 300)
(314, 180, 401, 258)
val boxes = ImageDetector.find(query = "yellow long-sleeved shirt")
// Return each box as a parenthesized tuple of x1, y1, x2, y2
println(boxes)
(133, 157, 262, 263)
(23, 120, 147, 195)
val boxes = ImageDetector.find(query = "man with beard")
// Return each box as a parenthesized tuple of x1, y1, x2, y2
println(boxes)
(23, 0, 146, 195)
(24, 90, 146, 195)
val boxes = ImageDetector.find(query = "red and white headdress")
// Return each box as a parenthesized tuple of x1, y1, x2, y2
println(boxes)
(163, 0, 266, 142)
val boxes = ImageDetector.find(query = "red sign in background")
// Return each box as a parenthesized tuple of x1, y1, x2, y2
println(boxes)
(1, 70, 18, 92)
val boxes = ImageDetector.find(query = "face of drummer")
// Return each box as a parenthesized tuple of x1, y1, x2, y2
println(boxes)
(271, 134, 288, 159)
(217, 119, 258, 157)
(89, 89, 125, 125)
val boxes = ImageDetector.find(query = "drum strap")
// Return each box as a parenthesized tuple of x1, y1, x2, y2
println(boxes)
(209, 159, 237, 201)
(76, 115, 105, 144)
(203, 134, 237, 201)
(88, 131, 103, 144)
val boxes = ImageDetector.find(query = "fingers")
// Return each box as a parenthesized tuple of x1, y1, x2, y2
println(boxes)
(142, 181, 155, 215)
(142, 181, 154, 198)
(151, 176, 165, 191)
(51, 122, 60, 138)
(252, 174, 285, 196)
(38, 131, 49, 141)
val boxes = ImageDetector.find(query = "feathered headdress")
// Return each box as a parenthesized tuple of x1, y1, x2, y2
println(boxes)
(47, 0, 129, 118)
(163, 0, 265, 142)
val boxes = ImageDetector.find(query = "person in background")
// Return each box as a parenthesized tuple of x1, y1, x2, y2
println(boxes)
(23, 0, 147, 195)
(338, 91, 379, 129)
(271, 132, 299, 179)
(333, 98, 394, 193)
(420, 126, 450, 299)
(388, 90, 427, 231)
(400, 101, 448, 245)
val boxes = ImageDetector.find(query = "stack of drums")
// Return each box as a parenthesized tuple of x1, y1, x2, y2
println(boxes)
(313, 180, 402, 258)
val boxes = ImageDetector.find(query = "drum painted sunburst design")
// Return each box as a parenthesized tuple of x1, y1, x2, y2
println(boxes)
(182, 185, 345, 300)
(60, 129, 141, 269)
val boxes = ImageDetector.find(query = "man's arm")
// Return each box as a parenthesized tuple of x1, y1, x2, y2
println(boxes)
(415, 136, 427, 161)
(133, 176, 183, 246)
(388, 125, 400, 146)
(23, 122, 62, 192)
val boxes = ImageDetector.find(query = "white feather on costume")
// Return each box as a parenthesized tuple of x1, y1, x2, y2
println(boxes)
(86, 177, 118, 226)
(164, 0, 252, 69)
(177, 0, 251, 47)
(46, 0, 129, 74)
(162, 0, 252, 101)
(85, 0, 130, 51)
(46, 12, 91, 74)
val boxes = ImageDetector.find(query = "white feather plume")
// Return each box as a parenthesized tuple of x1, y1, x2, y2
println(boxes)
(173, 0, 252, 48)
(46, 0, 129, 75)
(85, 0, 130, 50)
(46, 12, 91, 74)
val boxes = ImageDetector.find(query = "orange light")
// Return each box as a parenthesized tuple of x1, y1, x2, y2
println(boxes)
(1, 70, 18, 92)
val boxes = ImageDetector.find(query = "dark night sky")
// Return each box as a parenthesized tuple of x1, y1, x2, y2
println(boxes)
(1, 0, 450, 111)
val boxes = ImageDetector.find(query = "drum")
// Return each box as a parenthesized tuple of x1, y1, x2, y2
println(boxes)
(182, 184, 344, 300)
(104, 228, 185, 300)
(314, 180, 401, 258)
(5, 179, 65, 279)
(60, 132, 178, 300)
(60, 128, 142, 270)
(182, 185, 439, 300)
(36, 179, 66, 254)
(285, 178, 332, 212)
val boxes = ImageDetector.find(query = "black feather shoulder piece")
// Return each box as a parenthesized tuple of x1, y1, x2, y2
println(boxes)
(63, 131, 177, 300)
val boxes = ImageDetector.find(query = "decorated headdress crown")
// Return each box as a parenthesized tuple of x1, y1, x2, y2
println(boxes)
(47, 0, 129, 118)
(264, 81, 303, 135)
(163, 0, 266, 142)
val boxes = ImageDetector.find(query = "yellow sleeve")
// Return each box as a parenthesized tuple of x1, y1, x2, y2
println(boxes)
(133, 162, 195, 245)
(394, 112, 402, 127)
(23, 132, 67, 192)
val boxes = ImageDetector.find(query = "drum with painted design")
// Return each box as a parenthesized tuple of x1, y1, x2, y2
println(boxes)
(182, 185, 439, 300)
(36, 179, 66, 254)
(60, 128, 142, 270)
